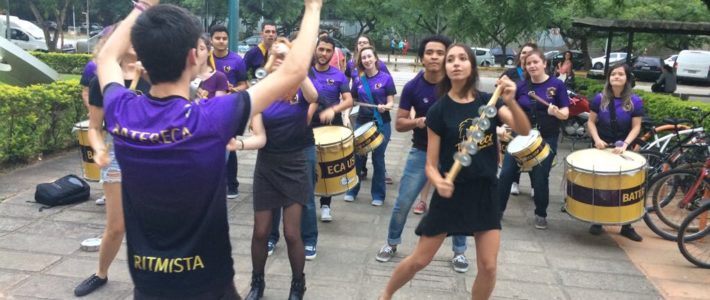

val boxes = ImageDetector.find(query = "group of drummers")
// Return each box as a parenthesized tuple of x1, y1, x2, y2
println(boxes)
(70, 1, 649, 299)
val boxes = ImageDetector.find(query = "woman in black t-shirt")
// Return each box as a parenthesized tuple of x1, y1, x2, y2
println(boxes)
(379, 44, 530, 300)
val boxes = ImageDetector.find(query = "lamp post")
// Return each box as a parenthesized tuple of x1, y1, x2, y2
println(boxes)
(228, 0, 239, 52)
(5, 0, 10, 39)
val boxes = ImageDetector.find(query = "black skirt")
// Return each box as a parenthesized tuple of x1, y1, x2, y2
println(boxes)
(253, 149, 310, 211)
(415, 177, 501, 236)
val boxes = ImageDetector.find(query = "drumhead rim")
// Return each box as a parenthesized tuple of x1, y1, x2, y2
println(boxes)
(354, 121, 376, 136)
(506, 129, 541, 152)
(314, 126, 354, 146)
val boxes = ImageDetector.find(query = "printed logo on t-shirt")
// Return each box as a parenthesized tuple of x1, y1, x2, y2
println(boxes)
(133, 254, 205, 273)
(375, 83, 383, 89)
(223, 65, 232, 73)
(327, 79, 335, 86)
(289, 93, 300, 105)
(423, 97, 429, 104)
(457, 118, 495, 152)
(110, 122, 193, 144)
(546, 87, 557, 100)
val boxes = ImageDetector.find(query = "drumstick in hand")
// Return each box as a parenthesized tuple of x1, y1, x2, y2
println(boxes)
(354, 102, 394, 110)
(445, 84, 503, 183)
(527, 91, 551, 107)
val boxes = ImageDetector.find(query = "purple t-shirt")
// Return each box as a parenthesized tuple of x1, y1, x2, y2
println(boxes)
(80, 60, 97, 87)
(591, 93, 644, 143)
(346, 59, 390, 88)
(261, 90, 315, 152)
(213, 51, 247, 85)
(102, 83, 251, 297)
(515, 77, 570, 137)
(199, 71, 229, 99)
(309, 66, 350, 126)
(244, 45, 267, 78)
(353, 71, 397, 123)
(399, 71, 439, 150)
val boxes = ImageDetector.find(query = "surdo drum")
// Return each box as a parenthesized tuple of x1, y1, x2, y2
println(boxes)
(564, 149, 647, 225)
(313, 126, 359, 196)
(72, 120, 100, 182)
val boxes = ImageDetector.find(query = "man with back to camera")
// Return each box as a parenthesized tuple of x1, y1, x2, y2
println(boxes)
(209, 24, 249, 199)
(95, 0, 323, 298)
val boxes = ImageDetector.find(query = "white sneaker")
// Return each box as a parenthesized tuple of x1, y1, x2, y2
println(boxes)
(531, 188, 535, 198)
(510, 182, 520, 195)
(320, 205, 332, 222)
(95, 196, 106, 206)
(343, 195, 355, 202)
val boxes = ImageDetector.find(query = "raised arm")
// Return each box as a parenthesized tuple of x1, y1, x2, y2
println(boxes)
(247, 0, 322, 117)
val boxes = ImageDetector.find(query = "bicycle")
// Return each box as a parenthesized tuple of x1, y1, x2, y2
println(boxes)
(643, 157, 710, 241)
(677, 195, 710, 268)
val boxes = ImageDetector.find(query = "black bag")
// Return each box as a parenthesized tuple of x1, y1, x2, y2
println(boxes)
(34, 174, 90, 210)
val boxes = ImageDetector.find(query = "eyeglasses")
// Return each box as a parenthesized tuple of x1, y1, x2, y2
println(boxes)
(357, 41, 369, 45)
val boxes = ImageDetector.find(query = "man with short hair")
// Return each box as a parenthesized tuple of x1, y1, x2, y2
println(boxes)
(310, 35, 353, 222)
(244, 21, 277, 78)
(96, 0, 322, 297)
(209, 24, 248, 199)
(374, 35, 470, 273)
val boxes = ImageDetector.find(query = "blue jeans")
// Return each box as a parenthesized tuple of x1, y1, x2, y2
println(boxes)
(347, 122, 391, 201)
(269, 146, 319, 247)
(387, 148, 467, 253)
(499, 134, 558, 218)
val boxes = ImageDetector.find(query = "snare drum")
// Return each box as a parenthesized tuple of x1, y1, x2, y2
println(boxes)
(313, 126, 359, 196)
(506, 129, 551, 172)
(72, 120, 100, 182)
(353, 121, 384, 156)
(565, 149, 647, 225)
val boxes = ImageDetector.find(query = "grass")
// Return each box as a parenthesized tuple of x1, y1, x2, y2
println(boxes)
(59, 73, 81, 81)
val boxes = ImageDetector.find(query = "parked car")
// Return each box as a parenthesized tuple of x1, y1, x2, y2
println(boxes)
(237, 35, 260, 53)
(591, 52, 629, 70)
(550, 50, 588, 71)
(0, 15, 48, 51)
(631, 56, 663, 81)
(471, 47, 495, 66)
(490, 47, 517, 66)
(675, 50, 710, 83)
(544, 50, 560, 61)
(664, 54, 678, 67)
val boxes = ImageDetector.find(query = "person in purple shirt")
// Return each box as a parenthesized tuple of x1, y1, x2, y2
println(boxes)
(587, 63, 645, 242)
(95, 1, 323, 298)
(244, 21, 277, 78)
(373, 35, 471, 273)
(343, 46, 396, 206)
(195, 35, 229, 99)
(308, 35, 353, 222)
(209, 25, 248, 198)
(498, 50, 570, 230)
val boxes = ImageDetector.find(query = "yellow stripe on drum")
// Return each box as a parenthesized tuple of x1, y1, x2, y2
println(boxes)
(519, 144, 550, 171)
(566, 168, 645, 190)
(566, 196, 645, 225)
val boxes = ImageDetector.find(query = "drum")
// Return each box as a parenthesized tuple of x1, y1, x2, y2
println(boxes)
(506, 129, 551, 171)
(565, 149, 647, 225)
(313, 126, 359, 196)
(353, 121, 384, 156)
(72, 120, 100, 182)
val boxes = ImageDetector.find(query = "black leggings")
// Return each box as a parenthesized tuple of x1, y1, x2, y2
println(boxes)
(320, 197, 331, 207)
(251, 204, 305, 276)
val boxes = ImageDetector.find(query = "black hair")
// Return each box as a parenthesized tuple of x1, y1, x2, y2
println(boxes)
(262, 20, 276, 31)
(131, 4, 202, 84)
(417, 35, 452, 59)
(438, 44, 479, 99)
(318, 36, 336, 50)
(516, 42, 539, 67)
(209, 24, 228, 37)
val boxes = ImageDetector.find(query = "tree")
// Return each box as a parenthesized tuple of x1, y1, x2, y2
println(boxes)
(27, 0, 76, 52)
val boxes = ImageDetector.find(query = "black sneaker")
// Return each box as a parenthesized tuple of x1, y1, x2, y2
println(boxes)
(589, 224, 603, 235)
(74, 274, 107, 297)
(227, 187, 239, 199)
(620, 225, 643, 242)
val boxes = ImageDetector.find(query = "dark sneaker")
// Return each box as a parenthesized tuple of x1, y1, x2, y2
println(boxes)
(534, 215, 547, 230)
(375, 244, 396, 262)
(451, 254, 470, 273)
(589, 224, 604, 235)
(227, 187, 239, 199)
(305, 245, 317, 260)
(620, 226, 643, 242)
(358, 169, 368, 180)
(74, 274, 107, 297)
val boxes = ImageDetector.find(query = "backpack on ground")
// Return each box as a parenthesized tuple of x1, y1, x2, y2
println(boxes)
(34, 174, 90, 211)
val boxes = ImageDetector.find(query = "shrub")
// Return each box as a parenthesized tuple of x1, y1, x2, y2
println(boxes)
(30, 52, 92, 75)
(0, 80, 85, 163)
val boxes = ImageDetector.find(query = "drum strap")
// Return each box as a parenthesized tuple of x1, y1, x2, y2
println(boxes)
(608, 99, 619, 138)
(526, 81, 539, 130)
(359, 75, 384, 128)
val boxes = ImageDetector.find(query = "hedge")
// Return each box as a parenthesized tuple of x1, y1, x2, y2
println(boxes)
(30, 52, 92, 75)
(575, 77, 710, 130)
(0, 80, 85, 164)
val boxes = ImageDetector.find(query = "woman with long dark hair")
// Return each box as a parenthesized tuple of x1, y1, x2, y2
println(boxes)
(498, 50, 570, 230)
(586, 63, 644, 242)
(379, 44, 530, 300)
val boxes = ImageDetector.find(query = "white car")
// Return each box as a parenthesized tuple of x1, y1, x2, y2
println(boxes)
(664, 54, 678, 67)
(591, 52, 628, 70)
(471, 47, 495, 66)
(675, 50, 710, 83)
(0, 15, 48, 51)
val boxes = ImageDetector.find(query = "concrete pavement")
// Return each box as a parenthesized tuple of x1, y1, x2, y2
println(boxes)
(0, 69, 706, 299)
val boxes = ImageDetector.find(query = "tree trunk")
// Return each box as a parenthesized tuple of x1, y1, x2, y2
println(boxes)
(580, 35, 591, 70)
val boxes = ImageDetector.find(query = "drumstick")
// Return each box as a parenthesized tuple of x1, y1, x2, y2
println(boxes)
(354, 102, 395, 110)
(129, 66, 142, 91)
(445, 84, 504, 183)
(527, 91, 551, 107)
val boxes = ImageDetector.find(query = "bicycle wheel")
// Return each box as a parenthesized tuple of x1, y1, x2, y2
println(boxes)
(650, 169, 708, 240)
(677, 202, 710, 268)
(637, 149, 668, 181)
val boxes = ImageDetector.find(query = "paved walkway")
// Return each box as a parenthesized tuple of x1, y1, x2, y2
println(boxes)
(0, 69, 706, 299)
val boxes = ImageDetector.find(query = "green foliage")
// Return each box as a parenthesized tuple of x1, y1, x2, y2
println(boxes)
(576, 77, 710, 130)
(30, 52, 92, 75)
(0, 80, 85, 163)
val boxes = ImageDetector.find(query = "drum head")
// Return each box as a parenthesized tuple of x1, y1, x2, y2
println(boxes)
(566, 148, 646, 174)
(506, 129, 540, 153)
(314, 126, 352, 145)
(354, 121, 375, 136)
(349, 105, 360, 116)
